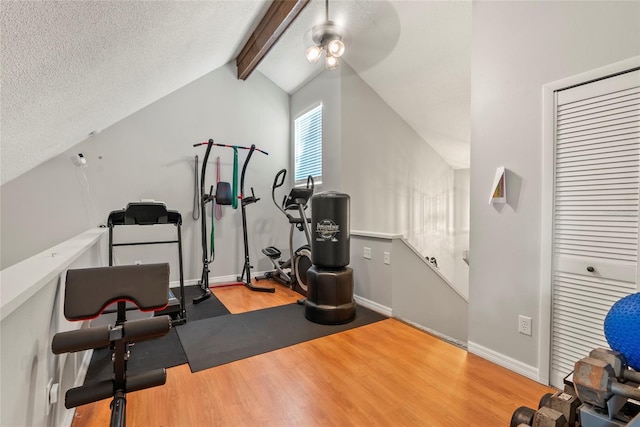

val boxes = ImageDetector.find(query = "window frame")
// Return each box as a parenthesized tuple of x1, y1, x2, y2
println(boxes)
(293, 102, 323, 187)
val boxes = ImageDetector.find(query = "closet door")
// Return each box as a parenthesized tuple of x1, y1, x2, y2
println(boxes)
(550, 69, 640, 388)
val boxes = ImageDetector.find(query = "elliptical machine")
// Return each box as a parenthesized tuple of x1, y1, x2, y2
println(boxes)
(258, 169, 314, 296)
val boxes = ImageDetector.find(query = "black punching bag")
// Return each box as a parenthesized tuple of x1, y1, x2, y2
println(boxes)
(311, 192, 350, 269)
(306, 192, 355, 325)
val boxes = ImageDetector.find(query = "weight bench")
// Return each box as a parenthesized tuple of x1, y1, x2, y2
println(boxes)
(51, 263, 172, 427)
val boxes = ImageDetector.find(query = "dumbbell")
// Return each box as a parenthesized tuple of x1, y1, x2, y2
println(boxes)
(589, 348, 640, 384)
(510, 405, 567, 427)
(537, 391, 580, 426)
(573, 356, 640, 409)
(511, 406, 536, 427)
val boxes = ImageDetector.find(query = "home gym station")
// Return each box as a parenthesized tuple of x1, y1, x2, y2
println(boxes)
(189, 138, 356, 321)
(47, 136, 357, 427)
(101, 137, 358, 324)
(46, 134, 640, 427)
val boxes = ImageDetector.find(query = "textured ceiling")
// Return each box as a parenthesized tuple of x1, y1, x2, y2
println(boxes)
(0, 0, 271, 185)
(0, 0, 471, 185)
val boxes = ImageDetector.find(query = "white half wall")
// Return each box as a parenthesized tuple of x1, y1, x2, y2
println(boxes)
(392, 237, 468, 345)
(470, 0, 640, 382)
(350, 233, 395, 309)
(1, 230, 107, 427)
(350, 231, 468, 345)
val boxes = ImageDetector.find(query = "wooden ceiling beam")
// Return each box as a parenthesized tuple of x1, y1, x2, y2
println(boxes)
(236, 0, 310, 81)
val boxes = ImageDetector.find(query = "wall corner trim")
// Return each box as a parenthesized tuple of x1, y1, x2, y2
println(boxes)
(351, 230, 403, 239)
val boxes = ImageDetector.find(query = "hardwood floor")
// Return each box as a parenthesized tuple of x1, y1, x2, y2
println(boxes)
(71, 281, 554, 426)
(212, 281, 302, 313)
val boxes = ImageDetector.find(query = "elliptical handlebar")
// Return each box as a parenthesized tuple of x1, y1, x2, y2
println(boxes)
(270, 169, 315, 223)
(274, 169, 286, 189)
(272, 169, 288, 217)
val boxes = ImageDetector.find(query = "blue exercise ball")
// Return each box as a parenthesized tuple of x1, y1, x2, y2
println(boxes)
(604, 292, 640, 371)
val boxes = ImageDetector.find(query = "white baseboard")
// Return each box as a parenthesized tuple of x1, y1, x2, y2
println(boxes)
(467, 341, 541, 383)
(396, 316, 467, 350)
(170, 271, 270, 288)
(353, 294, 392, 317)
(352, 294, 467, 351)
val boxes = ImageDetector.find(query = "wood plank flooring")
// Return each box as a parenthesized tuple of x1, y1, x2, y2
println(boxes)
(71, 281, 554, 426)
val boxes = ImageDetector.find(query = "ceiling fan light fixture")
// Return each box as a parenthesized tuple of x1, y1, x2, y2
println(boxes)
(305, 45, 323, 63)
(304, 0, 346, 71)
(327, 39, 345, 58)
(325, 54, 339, 71)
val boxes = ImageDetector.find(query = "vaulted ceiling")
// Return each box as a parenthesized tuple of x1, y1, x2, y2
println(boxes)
(0, 0, 471, 185)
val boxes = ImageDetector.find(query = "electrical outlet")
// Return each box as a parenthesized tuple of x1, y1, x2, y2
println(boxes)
(46, 378, 59, 414)
(363, 247, 372, 260)
(384, 251, 391, 265)
(519, 315, 532, 336)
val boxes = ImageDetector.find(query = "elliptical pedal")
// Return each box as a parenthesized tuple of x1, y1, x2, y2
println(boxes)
(262, 246, 282, 259)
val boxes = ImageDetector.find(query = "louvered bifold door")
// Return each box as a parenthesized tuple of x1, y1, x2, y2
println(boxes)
(550, 69, 640, 389)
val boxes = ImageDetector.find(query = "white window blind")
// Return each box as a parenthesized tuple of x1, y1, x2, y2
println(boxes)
(294, 104, 322, 184)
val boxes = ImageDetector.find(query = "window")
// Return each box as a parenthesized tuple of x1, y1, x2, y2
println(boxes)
(294, 103, 322, 185)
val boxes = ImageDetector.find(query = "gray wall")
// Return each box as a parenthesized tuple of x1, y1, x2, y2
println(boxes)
(350, 232, 468, 345)
(350, 234, 394, 309)
(1, 63, 292, 282)
(340, 63, 463, 295)
(289, 63, 469, 338)
(290, 62, 468, 299)
(392, 238, 468, 345)
(470, 1, 640, 377)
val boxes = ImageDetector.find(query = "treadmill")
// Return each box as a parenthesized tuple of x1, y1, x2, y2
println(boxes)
(107, 201, 186, 325)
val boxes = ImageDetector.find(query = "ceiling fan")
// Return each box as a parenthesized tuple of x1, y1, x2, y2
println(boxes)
(304, 0, 346, 70)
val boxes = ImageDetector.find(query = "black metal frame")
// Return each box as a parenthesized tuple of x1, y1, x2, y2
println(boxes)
(51, 264, 171, 427)
(107, 204, 187, 325)
(236, 145, 274, 292)
(193, 140, 215, 303)
(193, 139, 273, 295)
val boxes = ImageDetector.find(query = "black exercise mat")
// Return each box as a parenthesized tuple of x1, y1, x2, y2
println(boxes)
(83, 285, 230, 384)
(181, 284, 231, 322)
(177, 303, 387, 373)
